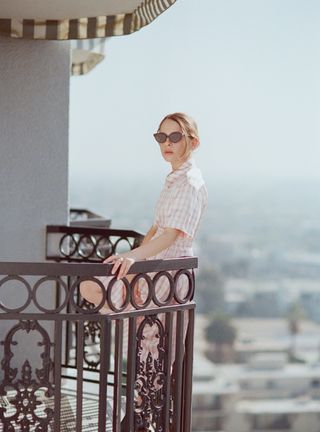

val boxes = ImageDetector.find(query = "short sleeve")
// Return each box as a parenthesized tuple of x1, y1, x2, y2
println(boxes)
(163, 183, 203, 238)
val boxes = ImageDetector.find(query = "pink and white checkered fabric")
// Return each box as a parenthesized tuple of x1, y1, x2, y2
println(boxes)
(149, 156, 208, 260)
(97, 157, 208, 309)
(96, 157, 207, 360)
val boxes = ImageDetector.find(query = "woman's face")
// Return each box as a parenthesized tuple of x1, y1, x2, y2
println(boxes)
(158, 118, 188, 168)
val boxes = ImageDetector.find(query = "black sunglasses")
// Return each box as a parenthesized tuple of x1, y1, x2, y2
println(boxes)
(153, 131, 185, 144)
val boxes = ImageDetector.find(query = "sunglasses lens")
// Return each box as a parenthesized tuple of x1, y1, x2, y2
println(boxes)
(154, 132, 167, 143)
(169, 132, 183, 143)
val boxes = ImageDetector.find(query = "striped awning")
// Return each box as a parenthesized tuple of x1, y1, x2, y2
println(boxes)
(71, 38, 107, 75)
(0, 0, 176, 40)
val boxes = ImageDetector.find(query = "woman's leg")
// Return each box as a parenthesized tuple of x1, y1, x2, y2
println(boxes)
(79, 279, 104, 306)
(80, 274, 136, 311)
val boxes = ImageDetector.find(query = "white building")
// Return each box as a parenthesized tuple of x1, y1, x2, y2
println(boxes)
(227, 398, 320, 432)
(192, 353, 320, 432)
(192, 354, 239, 432)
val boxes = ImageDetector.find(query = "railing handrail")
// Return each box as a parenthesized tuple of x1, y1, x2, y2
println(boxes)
(0, 303, 195, 321)
(47, 224, 144, 238)
(0, 257, 198, 276)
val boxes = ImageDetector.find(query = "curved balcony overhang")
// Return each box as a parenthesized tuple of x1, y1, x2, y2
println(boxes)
(0, 0, 177, 41)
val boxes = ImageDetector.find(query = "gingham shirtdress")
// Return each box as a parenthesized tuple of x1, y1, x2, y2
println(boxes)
(97, 157, 207, 307)
(148, 156, 207, 261)
(96, 157, 207, 357)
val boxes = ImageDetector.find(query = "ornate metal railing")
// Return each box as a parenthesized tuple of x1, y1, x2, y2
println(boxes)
(46, 225, 144, 262)
(0, 258, 197, 431)
(46, 224, 145, 385)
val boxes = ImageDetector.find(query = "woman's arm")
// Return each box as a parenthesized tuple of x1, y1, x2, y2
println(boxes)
(104, 227, 181, 279)
(129, 227, 179, 260)
(140, 224, 158, 246)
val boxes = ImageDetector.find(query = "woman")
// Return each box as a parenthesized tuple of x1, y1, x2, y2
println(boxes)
(80, 112, 208, 430)
(80, 112, 208, 308)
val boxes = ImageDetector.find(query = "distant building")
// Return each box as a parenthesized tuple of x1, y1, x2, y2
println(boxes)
(192, 353, 320, 432)
(279, 252, 320, 279)
(224, 278, 288, 317)
(224, 278, 320, 320)
(251, 288, 284, 317)
(192, 354, 239, 432)
(227, 398, 320, 432)
(228, 353, 320, 400)
(300, 289, 320, 323)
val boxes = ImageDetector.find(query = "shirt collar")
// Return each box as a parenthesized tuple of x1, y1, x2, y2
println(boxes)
(165, 157, 195, 186)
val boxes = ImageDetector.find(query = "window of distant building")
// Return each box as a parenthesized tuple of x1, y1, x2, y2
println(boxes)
(193, 394, 215, 410)
(311, 379, 320, 388)
(266, 380, 276, 389)
(213, 395, 222, 410)
(241, 380, 249, 389)
(252, 414, 291, 430)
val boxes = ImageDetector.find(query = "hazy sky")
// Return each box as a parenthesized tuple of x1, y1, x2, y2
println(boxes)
(69, 0, 320, 188)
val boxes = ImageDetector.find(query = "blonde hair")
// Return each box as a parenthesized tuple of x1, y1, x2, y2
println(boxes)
(158, 112, 200, 162)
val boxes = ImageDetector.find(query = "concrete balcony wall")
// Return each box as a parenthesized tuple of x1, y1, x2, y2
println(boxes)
(0, 36, 70, 372)
(0, 36, 70, 261)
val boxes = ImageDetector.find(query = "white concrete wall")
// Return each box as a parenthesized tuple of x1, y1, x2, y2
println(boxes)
(226, 411, 320, 432)
(225, 411, 248, 432)
(293, 413, 320, 432)
(0, 36, 70, 261)
(239, 375, 319, 399)
(0, 36, 70, 376)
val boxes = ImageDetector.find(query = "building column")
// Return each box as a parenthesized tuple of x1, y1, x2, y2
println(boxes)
(0, 36, 70, 374)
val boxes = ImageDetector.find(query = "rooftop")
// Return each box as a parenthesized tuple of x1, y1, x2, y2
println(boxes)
(237, 397, 320, 414)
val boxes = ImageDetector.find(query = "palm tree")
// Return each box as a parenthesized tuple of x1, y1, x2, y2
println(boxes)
(205, 314, 237, 363)
(286, 302, 305, 361)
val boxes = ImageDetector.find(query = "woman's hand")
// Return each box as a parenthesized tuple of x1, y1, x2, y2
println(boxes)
(103, 253, 136, 280)
(103, 227, 180, 280)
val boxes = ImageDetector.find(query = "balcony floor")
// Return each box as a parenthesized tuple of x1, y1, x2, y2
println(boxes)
(0, 381, 126, 432)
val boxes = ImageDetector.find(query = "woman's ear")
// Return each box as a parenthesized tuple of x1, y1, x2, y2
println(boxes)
(192, 138, 199, 150)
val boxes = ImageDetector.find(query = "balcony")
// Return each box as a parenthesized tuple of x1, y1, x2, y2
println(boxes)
(69, 208, 111, 228)
(0, 224, 197, 431)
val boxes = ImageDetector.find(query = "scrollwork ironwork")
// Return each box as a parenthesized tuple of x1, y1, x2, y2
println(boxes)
(0, 320, 54, 431)
(82, 299, 102, 370)
(134, 314, 166, 431)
